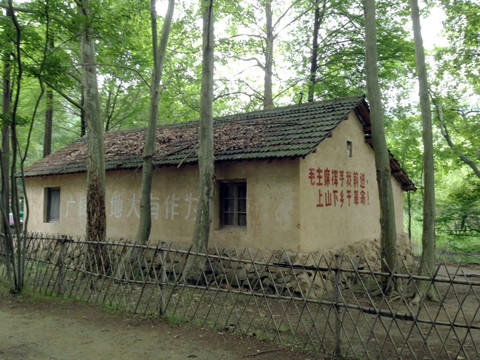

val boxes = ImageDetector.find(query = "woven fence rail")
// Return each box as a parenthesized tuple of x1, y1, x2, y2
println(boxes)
(1, 234, 479, 360)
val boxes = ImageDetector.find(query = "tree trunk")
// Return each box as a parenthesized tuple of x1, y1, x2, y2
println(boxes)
(10, 99, 22, 292)
(78, 0, 106, 253)
(4, 1, 26, 293)
(363, 0, 398, 287)
(1, 44, 11, 236)
(187, 0, 215, 281)
(103, 85, 112, 132)
(43, 89, 53, 157)
(80, 90, 86, 137)
(1, 17, 14, 292)
(263, 0, 273, 109)
(409, 0, 438, 304)
(407, 191, 412, 241)
(43, 35, 54, 157)
(136, 0, 174, 245)
(308, 1, 326, 103)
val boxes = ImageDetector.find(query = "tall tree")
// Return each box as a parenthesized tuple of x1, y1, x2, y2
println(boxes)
(43, 89, 53, 157)
(136, 0, 175, 244)
(1, 5, 14, 291)
(43, 33, 54, 157)
(77, 0, 106, 245)
(409, 0, 438, 304)
(220, 0, 313, 110)
(263, 0, 273, 108)
(307, 0, 326, 103)
(8, 2, 24, 291)
(191, 0, 215, 255)
(283, 0, 415, 106)
(0, 0, 41, 293)
(363, 0, 397, 287)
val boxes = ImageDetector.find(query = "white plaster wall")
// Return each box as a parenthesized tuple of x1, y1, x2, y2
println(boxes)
(25, 159, 301, 251)
(299, 112, 405, 252)
(212, 159, 300, 251)
(25, 174, 87, 236)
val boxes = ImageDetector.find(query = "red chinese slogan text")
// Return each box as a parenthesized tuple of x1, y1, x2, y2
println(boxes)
(308, 168, 370, 208)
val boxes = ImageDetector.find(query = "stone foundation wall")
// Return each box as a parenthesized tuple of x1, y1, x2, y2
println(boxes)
(165, 234, 415, 298)
(29, 233, 415, 299)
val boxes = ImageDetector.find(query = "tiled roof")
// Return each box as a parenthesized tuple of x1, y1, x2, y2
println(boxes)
(23, 95, 415, 190)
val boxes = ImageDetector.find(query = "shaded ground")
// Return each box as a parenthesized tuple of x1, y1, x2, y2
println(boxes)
(1, 262, 478, 360)
(0, 293, 324, 360)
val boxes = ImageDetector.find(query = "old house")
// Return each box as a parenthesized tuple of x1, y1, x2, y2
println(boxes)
(23, 95, 414, 255)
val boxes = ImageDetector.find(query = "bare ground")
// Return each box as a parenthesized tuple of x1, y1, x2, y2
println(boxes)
(0, 293, 324, 360)
(1, 263, 478, 360)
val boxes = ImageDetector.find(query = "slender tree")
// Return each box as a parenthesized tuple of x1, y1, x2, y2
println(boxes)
(43, 89, 53, 157)
(8, 4, 24, 291)
(409, 0, 438, 304)
(189, 0, 215, 267)
(43, 32, 54, 157)
(307, 0, 326, 103)
(136, 0, 175, 244)
(1, 6, 14, 292)
(77, 0, 106, 250)
(221, 0, 314, 110)
(363, 0, 398, 289)
(1, 0, 39, 293)
(263, 0, 273, 109)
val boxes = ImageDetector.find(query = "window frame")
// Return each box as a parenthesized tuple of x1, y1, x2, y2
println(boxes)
(44, 187, 60, 223)
(219, 181, 247, 229)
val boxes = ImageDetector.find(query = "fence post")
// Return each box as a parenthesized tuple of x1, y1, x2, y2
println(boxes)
(55, 235, 69, 296)
(334, 254, 343, 356)
(159, 241, 167, 315)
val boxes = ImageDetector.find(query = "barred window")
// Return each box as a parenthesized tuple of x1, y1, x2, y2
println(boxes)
(45, 187, 60, 223)
(219, 182, 246, 228)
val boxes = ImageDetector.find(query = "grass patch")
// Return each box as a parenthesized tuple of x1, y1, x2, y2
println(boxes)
(406, 215, 480, 264)
(102, 302, 127, 315)
(163, 312, 187, 325)
(436, 251, 480, 264)
(0, 280, 68, 305)
(254, 331, 272, 341)
(0, 279, 11, 297)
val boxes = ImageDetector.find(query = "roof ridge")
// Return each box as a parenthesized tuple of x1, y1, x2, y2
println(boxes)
(98, 95, 367, 136)
(214, 94, 366, 122)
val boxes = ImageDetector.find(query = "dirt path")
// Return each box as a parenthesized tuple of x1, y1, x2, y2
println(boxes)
(0, 295, 321, 360)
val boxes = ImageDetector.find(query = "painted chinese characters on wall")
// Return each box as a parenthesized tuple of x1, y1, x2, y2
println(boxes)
(65, 192, 199, 222)
(308, 167, 370, 208)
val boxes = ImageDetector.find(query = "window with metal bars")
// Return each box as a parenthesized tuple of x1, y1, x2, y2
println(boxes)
(219, 181, 246, 228)
(45, 187, 60, 223)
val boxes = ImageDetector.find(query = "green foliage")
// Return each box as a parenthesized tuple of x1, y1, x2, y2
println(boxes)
(437, 0, 480, 91)
(436, 174, 480, 252)
(0, 112, 12, 126)
(430, 1, 480, 181)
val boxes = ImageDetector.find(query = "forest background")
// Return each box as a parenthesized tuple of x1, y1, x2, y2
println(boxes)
(1, 0, 479, 262)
